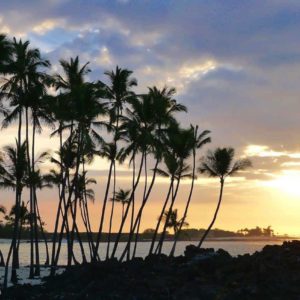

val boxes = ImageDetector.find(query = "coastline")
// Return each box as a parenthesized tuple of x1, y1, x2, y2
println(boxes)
(3, 240, 300, 299)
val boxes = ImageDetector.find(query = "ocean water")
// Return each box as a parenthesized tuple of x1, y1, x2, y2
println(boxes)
(0, 239, 287, 266)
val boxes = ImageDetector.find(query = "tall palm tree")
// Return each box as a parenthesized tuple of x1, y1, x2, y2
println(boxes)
(0, 141, 28, 285)
(154, 123, 195, 255)
(1, 37, 51, 278)
(197, 147, 252, 248)
(119, 86, 186, 260)
(94, 66, 137, 260)
(169, 126, 211, 256)
(53, 58, 106, 264)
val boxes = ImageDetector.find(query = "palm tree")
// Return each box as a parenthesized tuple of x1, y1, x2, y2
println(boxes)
(1, 37, 51, 278)
(169, 126, 211, 256)
(197, 147, 252, 248)
(0, 141, 28, 285)
(5, 201, 30, 265)
(94, 66, 137, 260)
(154, 123, 195, 255)
(113, 188, 131, 219)
(162, 208, 189, 235)
(52, 58, 106, 265)
(118, 86, 186, 260)
(0, 34, 12, 73)
(76, 171, 97, 259)
(106, 188, 131, 258)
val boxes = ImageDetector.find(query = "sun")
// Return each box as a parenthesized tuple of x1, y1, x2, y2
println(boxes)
(263, 171, 300, 197)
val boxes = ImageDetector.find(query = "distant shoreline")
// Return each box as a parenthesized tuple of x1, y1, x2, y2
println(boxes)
(0, 236, 298, 243)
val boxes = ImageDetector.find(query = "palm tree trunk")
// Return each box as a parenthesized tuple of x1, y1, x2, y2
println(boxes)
(128, 153, 136, 258)
(7, 189, 21, 284)
(119, 157, 159, 261)
(156, 175, 181, 255)
(79, 200, 92, 259)
(32, 120, 40, 276)
(6, 109, 23, 286)
(50, 126, 64, 275)
(110, 153, 144, 259)
(198, 178, 224, 248)
(25, 108, 35, 279)
(94, 159, 114, 260)
(132, 155, 148, 258)
(106, 162, 116, 259)
(148, 179, 173, 255)
(35, 197, 49, 265)
(170, 148, 196, 256)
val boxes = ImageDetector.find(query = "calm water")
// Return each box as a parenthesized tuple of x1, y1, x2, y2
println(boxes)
(0, 239, 288, 266)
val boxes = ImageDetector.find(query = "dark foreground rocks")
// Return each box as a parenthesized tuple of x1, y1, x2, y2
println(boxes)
(4, 240, 300, 300)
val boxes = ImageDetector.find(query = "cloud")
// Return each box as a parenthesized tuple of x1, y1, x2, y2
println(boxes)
(244, 145, 300, 159)
(1, 1, 300, 233)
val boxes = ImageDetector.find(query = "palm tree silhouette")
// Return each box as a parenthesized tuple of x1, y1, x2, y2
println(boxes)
(169, 126, 211, 256)
(0, 141, 28, 285)
(1, 37, 51, 278)
(162, 208, 189, 235)
(94, 66, 136, 260)
(197, 147, 252, 248)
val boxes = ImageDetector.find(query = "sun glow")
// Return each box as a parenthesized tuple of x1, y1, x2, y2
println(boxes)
(263, 170, 300, 197)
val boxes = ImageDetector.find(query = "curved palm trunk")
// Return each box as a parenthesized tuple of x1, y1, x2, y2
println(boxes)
(94, 159, 114, 260)
(32, 120, 40, 276)
(119, 158, 159, 261)
(35, 196, 49, 265)
(156, 175, 181, 255)
(6, 189, 21, 285)
(110, 153, 144, 259)
(128, 154, 136, 258)
(198, 178, 224, 248)
(148, 179, 173, 255)
(82, 163, 97, 262)
(106, 162, 116, 259)
(9, 111, 23, 284)
(25, 108, 35, 279)
(50, 127, 64, 275)
(79, 200, 93, 260)
(132, 156, 148, 258)
(50, 189, 63, 275)
(170, 148, 196, 256)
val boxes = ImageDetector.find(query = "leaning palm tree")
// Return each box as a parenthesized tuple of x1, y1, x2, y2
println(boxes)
(197, 147, 252, 248)
(169, 126, 211, 256)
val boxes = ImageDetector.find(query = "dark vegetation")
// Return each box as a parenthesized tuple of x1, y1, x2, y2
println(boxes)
(4, 240, 300, 300)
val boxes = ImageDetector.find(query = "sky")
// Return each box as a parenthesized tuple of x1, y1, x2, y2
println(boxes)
(1, 0, 300, 235)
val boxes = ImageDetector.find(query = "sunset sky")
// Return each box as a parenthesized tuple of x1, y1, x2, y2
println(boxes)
(1, 1, 300, 235)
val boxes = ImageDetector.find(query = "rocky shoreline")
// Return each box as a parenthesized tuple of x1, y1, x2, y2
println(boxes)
(3, 240, 300, 299)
